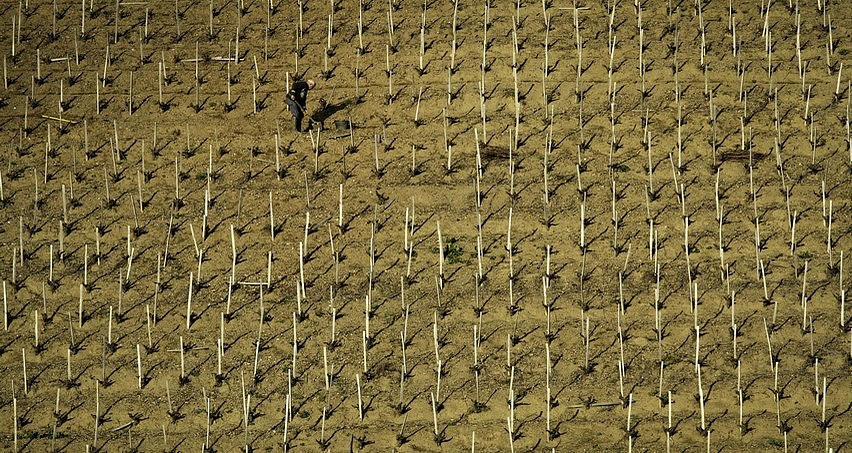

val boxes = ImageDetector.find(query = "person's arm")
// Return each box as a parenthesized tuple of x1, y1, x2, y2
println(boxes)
(297, 84, 309, 106)
(288, 81, 308, 103)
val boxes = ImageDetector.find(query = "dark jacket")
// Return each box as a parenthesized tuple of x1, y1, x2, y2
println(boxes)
(288, 81, 310, 108)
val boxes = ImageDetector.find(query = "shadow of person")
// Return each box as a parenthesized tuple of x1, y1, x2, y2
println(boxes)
(312, 98, 353, 128)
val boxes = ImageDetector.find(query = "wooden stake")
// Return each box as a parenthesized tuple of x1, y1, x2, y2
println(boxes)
(356, 373, 364, 420)
(186, 273, 193, 330)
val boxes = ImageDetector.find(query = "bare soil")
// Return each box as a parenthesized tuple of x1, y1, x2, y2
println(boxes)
(0, 0, 850, 451)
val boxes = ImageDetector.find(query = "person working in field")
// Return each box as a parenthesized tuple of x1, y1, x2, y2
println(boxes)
(285, 79, 316, 132)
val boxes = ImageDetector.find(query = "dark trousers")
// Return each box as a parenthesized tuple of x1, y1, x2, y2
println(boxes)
(286, 98, 305, 132)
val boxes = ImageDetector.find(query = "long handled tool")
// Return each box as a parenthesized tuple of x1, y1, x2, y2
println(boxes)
(291, 99, 323, 130)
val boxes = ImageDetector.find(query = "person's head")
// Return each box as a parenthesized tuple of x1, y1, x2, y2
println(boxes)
(307, 79, 316, 90)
